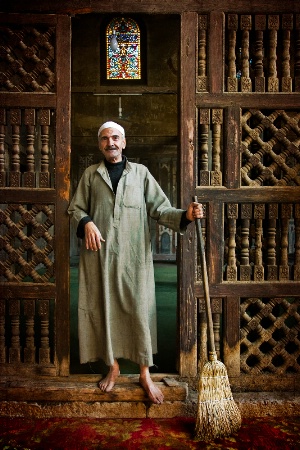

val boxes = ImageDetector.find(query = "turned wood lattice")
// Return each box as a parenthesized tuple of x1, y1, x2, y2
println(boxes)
(0, 108, 55, 188)
(224, 203, 300, 282)
(198, 108, 223, 186)
(198, 13, 300, 93)
(0, 24, 55, 92)
(0, 298, 54, 366)
(240, 297, 300, 374)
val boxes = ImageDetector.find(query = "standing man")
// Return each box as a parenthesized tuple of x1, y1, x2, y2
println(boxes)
(68, 121, 203, 404)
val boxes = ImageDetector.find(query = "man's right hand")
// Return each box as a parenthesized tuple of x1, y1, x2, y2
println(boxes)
(84, 222, 105, 251)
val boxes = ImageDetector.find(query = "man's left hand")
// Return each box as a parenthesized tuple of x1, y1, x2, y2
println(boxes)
(186, 202, 203, 221)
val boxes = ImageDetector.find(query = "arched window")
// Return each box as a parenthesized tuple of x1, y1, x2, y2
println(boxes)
(106, 17, 142, 80)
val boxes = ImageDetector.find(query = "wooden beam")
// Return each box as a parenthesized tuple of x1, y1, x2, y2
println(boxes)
(0, 283, 56, 298)
(207, 202, 224, 284)
(195, 187, 300, 203)
(224, 106, 241, 189)
(1, 189, 56, 204)
(223, 296, 240, 376)
(0, 94, 56, 108)
(178, 11, 197, 378)
(1, 1, 299, 14)
(208, 12, 224, 93)
(195, 282, 300, 297)
(54, 14, 71, 377)
(196, 93, 300, 109)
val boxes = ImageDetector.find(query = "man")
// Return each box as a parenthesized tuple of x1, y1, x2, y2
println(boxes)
(68, 121, 203, 404)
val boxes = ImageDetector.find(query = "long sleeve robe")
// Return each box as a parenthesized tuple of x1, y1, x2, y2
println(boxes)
(68, 159, 187, 367)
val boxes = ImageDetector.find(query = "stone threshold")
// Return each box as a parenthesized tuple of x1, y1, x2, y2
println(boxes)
(0, 374, 187, 403)
(0, 374, 299, 419)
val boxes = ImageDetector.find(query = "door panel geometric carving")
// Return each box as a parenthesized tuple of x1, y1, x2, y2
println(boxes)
(241, 297, 300, 374)
(242, 110, 300, 186)
(0, 24, 55, 92)
(0, 203, 54, 282)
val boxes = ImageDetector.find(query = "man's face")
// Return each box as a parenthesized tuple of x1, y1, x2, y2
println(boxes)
(98, 127, 126, 163)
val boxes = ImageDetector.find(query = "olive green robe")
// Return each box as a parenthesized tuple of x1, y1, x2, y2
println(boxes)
(68, 159, 186, 367)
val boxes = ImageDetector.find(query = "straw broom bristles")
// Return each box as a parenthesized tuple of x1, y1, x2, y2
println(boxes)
(193, 198, 241, 441)
(195, 351, 242, 441)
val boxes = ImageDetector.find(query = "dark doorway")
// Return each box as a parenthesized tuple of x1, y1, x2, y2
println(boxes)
(70, 13, 180, 375)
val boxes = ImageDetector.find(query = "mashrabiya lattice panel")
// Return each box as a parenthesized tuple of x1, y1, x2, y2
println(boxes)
(0, 24, 55, 92)
(241, 109, 300, 186)
(0, 203, 54, 282)
(240, 297, 300, 374)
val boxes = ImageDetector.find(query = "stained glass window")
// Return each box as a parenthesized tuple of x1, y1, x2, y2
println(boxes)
(106, 17, 141, 80)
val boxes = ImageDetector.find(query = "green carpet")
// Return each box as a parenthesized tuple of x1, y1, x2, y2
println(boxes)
(70, 262, 177, 374)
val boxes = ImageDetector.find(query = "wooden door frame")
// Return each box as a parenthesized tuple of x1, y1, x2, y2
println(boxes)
(55, 15, 71, 376)
(0, 8, 198, 379)
(178, 12, 198, 377)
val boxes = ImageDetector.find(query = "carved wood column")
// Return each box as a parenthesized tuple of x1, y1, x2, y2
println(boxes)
(268, 15, 279, 92)
(254, 15, 266, 92)
(0, 108, 6, 187)
(197, 14, 208, 92)
(241, 15, 252, 92)
(282, 14, 293, 92)
(227, 14, 238, 92)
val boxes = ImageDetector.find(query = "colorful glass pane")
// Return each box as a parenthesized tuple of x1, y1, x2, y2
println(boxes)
(106, 17, 141, 80)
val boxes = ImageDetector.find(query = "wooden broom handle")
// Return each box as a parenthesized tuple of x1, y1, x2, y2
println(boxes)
(193, 196, 216, 355)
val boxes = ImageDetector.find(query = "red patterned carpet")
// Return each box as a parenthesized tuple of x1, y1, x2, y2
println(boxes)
(1, 416, 300, 449)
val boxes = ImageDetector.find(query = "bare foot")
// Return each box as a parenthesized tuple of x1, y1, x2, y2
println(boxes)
(139, 372, 164, 404)
(98, 360, 120, 392)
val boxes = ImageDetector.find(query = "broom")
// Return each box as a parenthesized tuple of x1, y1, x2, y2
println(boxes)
(194, 197, 241, 441)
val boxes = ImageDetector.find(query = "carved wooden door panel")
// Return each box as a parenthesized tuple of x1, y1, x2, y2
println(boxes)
(180, 11, 300, 391)
(0, 14, 71, 376)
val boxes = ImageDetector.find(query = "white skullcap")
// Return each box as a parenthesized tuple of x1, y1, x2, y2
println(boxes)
(98, 121, 125, 137)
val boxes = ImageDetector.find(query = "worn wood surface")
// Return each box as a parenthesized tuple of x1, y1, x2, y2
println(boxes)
(178, 12, 198, 377)
(0, 13, 71, 378)
(209, 12, 224, 94)
(195, 187, 300, 203)
(1, 189, 56, 204)
(197, 93, 300, 109)
(206, 202, 224, 284)
(54, 14, 71, 377)
(223, 107, 241, 189)
(223, 297, 240, 377)
(0, 377, 188, 402)
(195, 283, 300, 298)
(0, 0, 299, 14)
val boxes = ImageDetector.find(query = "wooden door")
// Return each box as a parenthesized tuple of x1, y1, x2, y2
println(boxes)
(179, 10, 300, 393)
(0, 13, 71, 376)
